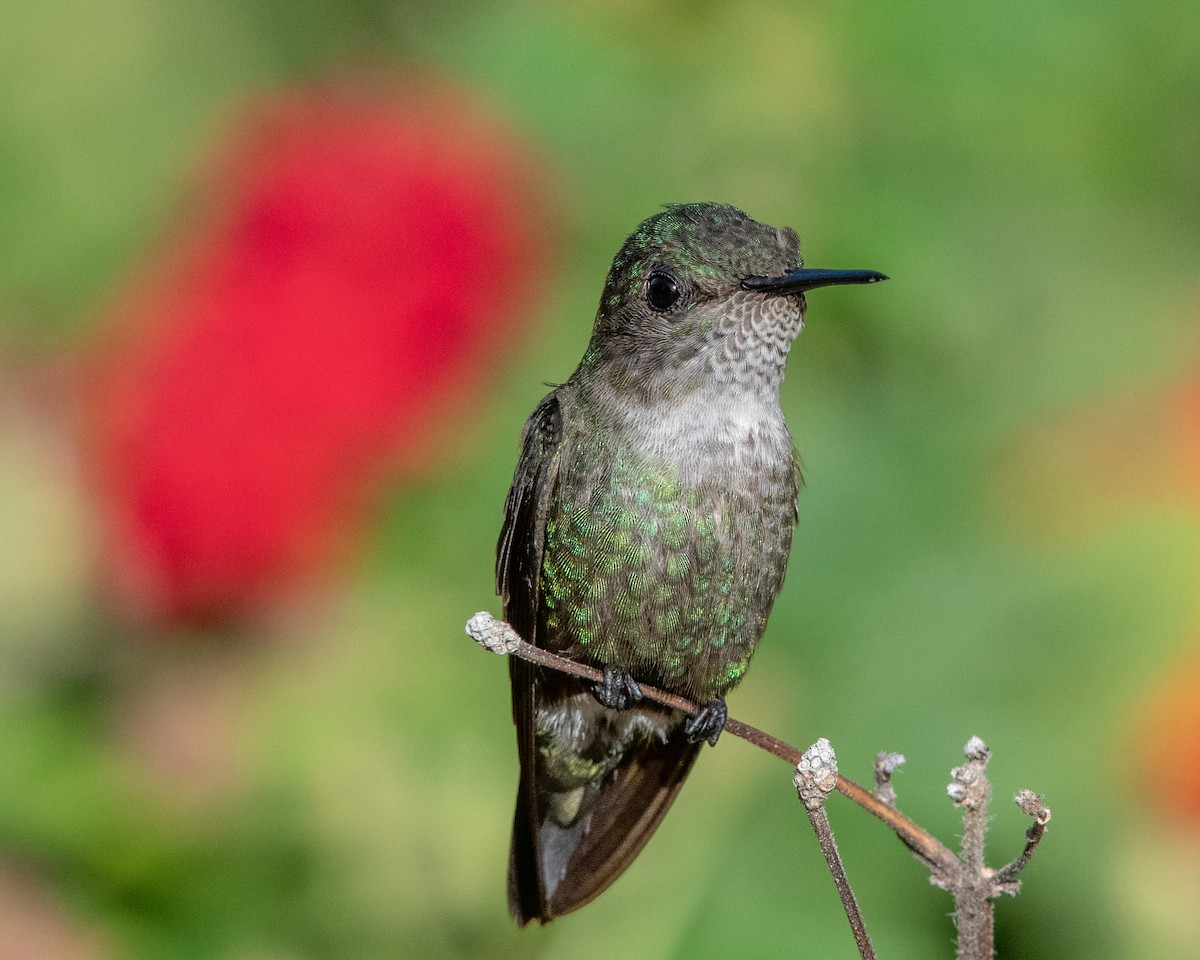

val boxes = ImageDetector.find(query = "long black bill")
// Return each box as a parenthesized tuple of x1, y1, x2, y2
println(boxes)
(741, 267, 888, 294)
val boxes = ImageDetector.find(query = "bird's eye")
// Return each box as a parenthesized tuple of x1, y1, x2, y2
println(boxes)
(646, 271, 681, 312)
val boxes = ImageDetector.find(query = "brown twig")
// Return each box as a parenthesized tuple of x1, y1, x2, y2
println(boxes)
(873, 751, 905, 809)
(466, 613, 1053, 958)
(948, 737, 993, 958)
(941, 740, 1054, 959)
(992, 789, 1052, 893)
(465, 614, 958, 877)
(796, 739, 875, 960)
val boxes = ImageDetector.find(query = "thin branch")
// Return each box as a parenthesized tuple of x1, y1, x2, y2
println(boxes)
(948, 737, 994, 959)
(466, 612, 1054, 960)
(465, 612, 958, 875)
(796, 739, 875, 960)
(873, 751, 906, 809)
(992, 790, 1052, 893)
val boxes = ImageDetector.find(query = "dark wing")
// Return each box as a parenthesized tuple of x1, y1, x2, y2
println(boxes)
(495, 391, 563, 922)
(496, 390, 562, 647)
(497, 391, 704, 924)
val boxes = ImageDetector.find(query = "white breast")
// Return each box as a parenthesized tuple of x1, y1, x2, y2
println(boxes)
(632, 388, 794, 484)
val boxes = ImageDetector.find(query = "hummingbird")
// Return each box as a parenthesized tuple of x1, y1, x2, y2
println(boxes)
(496, 202, 886, 924)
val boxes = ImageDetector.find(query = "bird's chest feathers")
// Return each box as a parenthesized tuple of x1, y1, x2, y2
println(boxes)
(556, 388, 797, 527)
(622, 390, 793, 482)
(544, 393, 797, 695)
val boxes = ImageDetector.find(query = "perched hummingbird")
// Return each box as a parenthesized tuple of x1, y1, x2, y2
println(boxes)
(496, 203, 885, 924)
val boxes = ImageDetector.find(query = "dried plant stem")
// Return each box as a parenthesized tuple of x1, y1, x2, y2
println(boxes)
(466, 612, 955, 871)
(796, 739, 875, 960)
(993, 790, 1051, 890)
(466, 612, 1052, 959)
(949, 738, 993, 959)
(808, 804, 873, 959)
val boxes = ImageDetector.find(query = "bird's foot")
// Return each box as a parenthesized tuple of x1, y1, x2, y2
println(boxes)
(593, 665, 644, 710)
(685, 698, 727, 746)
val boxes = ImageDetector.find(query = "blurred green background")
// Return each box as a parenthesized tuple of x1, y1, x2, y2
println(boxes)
(2, 1, 1200, 958)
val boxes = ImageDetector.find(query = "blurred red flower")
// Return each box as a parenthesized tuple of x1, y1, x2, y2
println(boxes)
(85, 78, 551, 624)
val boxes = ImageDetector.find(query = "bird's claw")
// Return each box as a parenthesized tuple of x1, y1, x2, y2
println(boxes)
(593, 665, 644, 710)
(685, 699, 727, 746)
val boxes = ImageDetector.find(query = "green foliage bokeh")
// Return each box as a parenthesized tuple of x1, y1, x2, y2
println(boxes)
(2, 1, 1199, 958)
